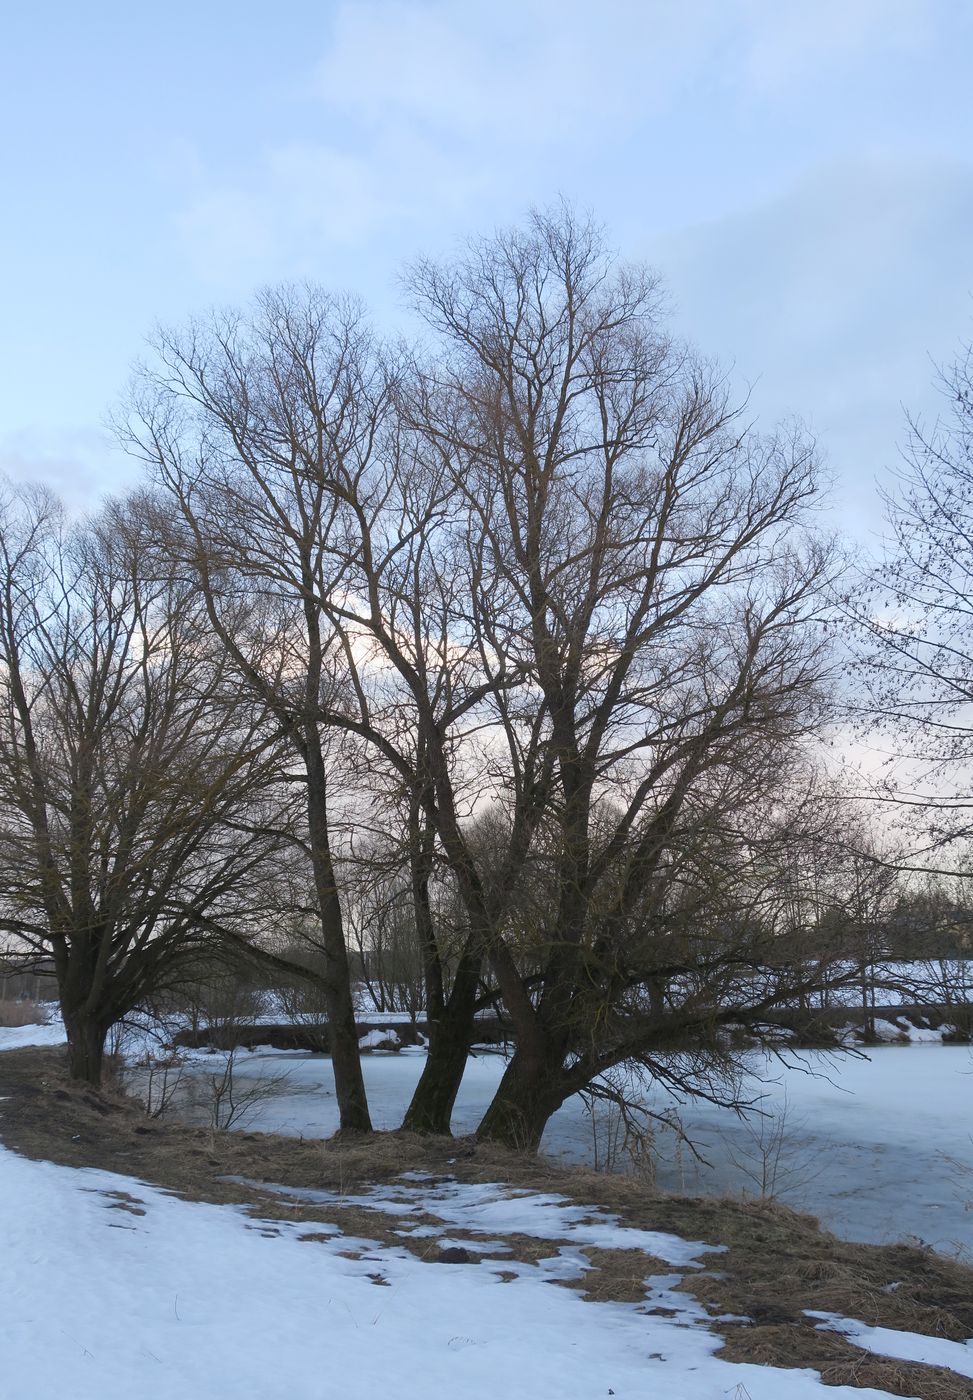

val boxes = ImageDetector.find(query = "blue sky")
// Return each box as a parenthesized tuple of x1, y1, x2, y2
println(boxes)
(2, 0, 971, 532)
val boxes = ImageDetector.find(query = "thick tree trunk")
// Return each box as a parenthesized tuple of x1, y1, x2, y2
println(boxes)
(328, 991, 371, 1132)
(305, 741, 372, 1134)
(401, 948, 481, 1134)
(62, 1011, 109, 1086)
(475, 1047, 569, 1151)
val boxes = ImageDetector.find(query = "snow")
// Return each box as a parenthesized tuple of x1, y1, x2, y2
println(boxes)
(0, 1016, 66, 1051)
(358, 1028, 402, 1050)
(0, 1142, 919, 1399)
(887, 1018, 945, 1043)
(142, 1043, 973, 1257)
(633, 1045, 973, 1257)
(10, 1004, 973, 1258)
(4, 1012, 973, 1394)
(232, 1175, 720, 1266)
(809, 1312, 973, 1380)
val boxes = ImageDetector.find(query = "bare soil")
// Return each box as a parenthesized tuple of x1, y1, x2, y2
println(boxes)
(1, 1045, 971, 1399)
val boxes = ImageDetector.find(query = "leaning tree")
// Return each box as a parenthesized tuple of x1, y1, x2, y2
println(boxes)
(398, 210, 845, 1146)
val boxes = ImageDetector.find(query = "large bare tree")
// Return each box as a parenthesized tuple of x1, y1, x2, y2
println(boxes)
(0, 484, 289, 1083)
(122, 290, 393, 1131)
(317, 209, 845, 1146)
(856, 342, 973, 865)
(126, 210, 849, 1148)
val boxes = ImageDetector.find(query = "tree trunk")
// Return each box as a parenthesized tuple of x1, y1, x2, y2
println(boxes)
(401, 948, 482, 1134)
(305, 741, 372, 1134)
(409, 785, 444, 1026)
(63, 1011, 108, 1086)
(475, 1047, 568, 1151)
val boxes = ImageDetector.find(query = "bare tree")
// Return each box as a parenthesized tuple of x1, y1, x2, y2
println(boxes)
(348, 865, 427, 1020)
(121, 290, 392, 1131)
(319, 207, 847, 1146)
(856, 342, 973, 864)
(126, 286, 495, 1134)
(0, 484, 290, 1084)
(123, 209, 852, 1149)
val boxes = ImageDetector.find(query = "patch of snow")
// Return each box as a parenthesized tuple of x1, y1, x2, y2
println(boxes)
(897, 1020, 944, 1044)
(0, 1015, 65, 1051)
(809, 1311, 973, 1381)
(139, 1044, 973, 1258)
(359, 1028, 401, 1051)
(240, 1175, 721, 1268)
(0, 1143, 906, 1399)
(871, 1018, 909, 1043)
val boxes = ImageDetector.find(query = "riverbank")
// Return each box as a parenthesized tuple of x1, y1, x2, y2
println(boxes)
(3, 1042, 973, 1399)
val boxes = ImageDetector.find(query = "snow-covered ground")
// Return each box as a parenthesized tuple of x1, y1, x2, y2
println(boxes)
(5, 1014, 973, 1256)
(125, 1041, 973, 1257)
(0, 1019, 67, 1052)
(809, 1312, 973, 1382)
(0, 1140, 957, 1400)
(4, 1017, 973, 1395)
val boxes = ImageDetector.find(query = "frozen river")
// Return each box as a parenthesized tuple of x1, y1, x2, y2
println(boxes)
(147, 1041, 973, 1258)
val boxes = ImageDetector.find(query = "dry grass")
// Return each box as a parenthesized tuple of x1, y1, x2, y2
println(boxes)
(0, 999, 47, 1027)
(2, 1044, 972, 1399)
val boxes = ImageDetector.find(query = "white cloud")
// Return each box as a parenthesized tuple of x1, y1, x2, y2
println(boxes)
(0, 427, 127, 512)
(734, 0, 927, 96)
(313, 0, 933, 137)
(164, 0, 970, 522)
(173, 0, 945, 276)
(175, 188, 276, 284)
(650, 154, 973, 531)
(173, 126, 490, 288)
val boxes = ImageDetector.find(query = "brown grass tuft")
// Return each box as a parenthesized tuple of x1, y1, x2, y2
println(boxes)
(0, 1000, 48, 1027)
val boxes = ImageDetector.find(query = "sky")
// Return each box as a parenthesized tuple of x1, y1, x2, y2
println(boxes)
(1, 0, 971, 535)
